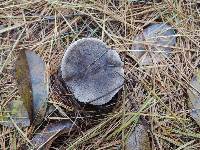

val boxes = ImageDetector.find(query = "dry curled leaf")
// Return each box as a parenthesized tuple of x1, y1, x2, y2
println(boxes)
(31, 121, 72, 149)
(126, 124, 151, 150)
(15, 49, 34, 124)
(131, 23, 176, 66)
(187, 70, 200, 126)
(25, 50, 48, 126)
(0, 50, 32, 127)
(0, 50, 49, 128)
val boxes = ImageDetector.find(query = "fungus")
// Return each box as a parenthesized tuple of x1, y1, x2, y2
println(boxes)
(61, 38, 124, 105)
(131, 23, 176, 65)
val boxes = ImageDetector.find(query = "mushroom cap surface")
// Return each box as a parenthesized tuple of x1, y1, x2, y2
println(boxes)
(132, 23, 176, 65)
(61, 38, 124, 105)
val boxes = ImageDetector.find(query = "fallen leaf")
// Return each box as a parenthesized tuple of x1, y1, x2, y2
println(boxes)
(131, 23, 176, 66)
(0, 98, 30, 127)
(0, 50, 48, 128)
(190, 109, 200, 126)
(187, 70, 200, 126)
(25, 50, 47, 115)
(31, 121, 72, 149)
(15, 49, 34, 124)
(20, 50, 48, 126)
(126, 124, 151, 150)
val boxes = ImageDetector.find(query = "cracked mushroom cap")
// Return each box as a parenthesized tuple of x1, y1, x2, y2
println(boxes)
(61, 38, 124, 105)
(132, 23, 176, 65)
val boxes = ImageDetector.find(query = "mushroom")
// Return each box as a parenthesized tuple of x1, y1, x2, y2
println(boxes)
(131, 23, 176, 65)
(61, 38, 124, 105)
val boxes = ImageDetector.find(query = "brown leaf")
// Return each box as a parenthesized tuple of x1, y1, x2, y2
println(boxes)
(187, 70, 200, 126)
(126, 124, 151, 150)
(2, 50, 48, 128)
(0, 99, 30, 127)
(25, 50, 48, 126)
(15, 49, 34, 123)
(131, 23, 176, 66)
(31, 121, 72, 149)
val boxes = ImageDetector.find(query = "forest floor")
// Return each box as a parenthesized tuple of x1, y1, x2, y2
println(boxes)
(0, 0, 200, 150)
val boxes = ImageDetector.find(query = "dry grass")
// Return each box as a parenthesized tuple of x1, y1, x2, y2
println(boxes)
(0, 0, 200, 149)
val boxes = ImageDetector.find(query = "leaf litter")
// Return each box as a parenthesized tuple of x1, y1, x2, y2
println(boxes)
(0, 1, 199, 149)
(187, 70, 200, 126)
(1, 50, 48, 127)
(131, 23, 176, 66)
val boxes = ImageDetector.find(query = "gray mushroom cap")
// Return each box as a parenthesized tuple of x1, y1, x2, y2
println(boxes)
(61, 38, 124, 105)
(132, 23, 176, 65)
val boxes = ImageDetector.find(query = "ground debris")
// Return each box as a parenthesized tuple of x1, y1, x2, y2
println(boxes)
(131, 23, 176, 66)
(126, 124, 151, 150)
(30, 121, 72, 150)
(25, 50, 48, 126)
(188, 70, 200, 126)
